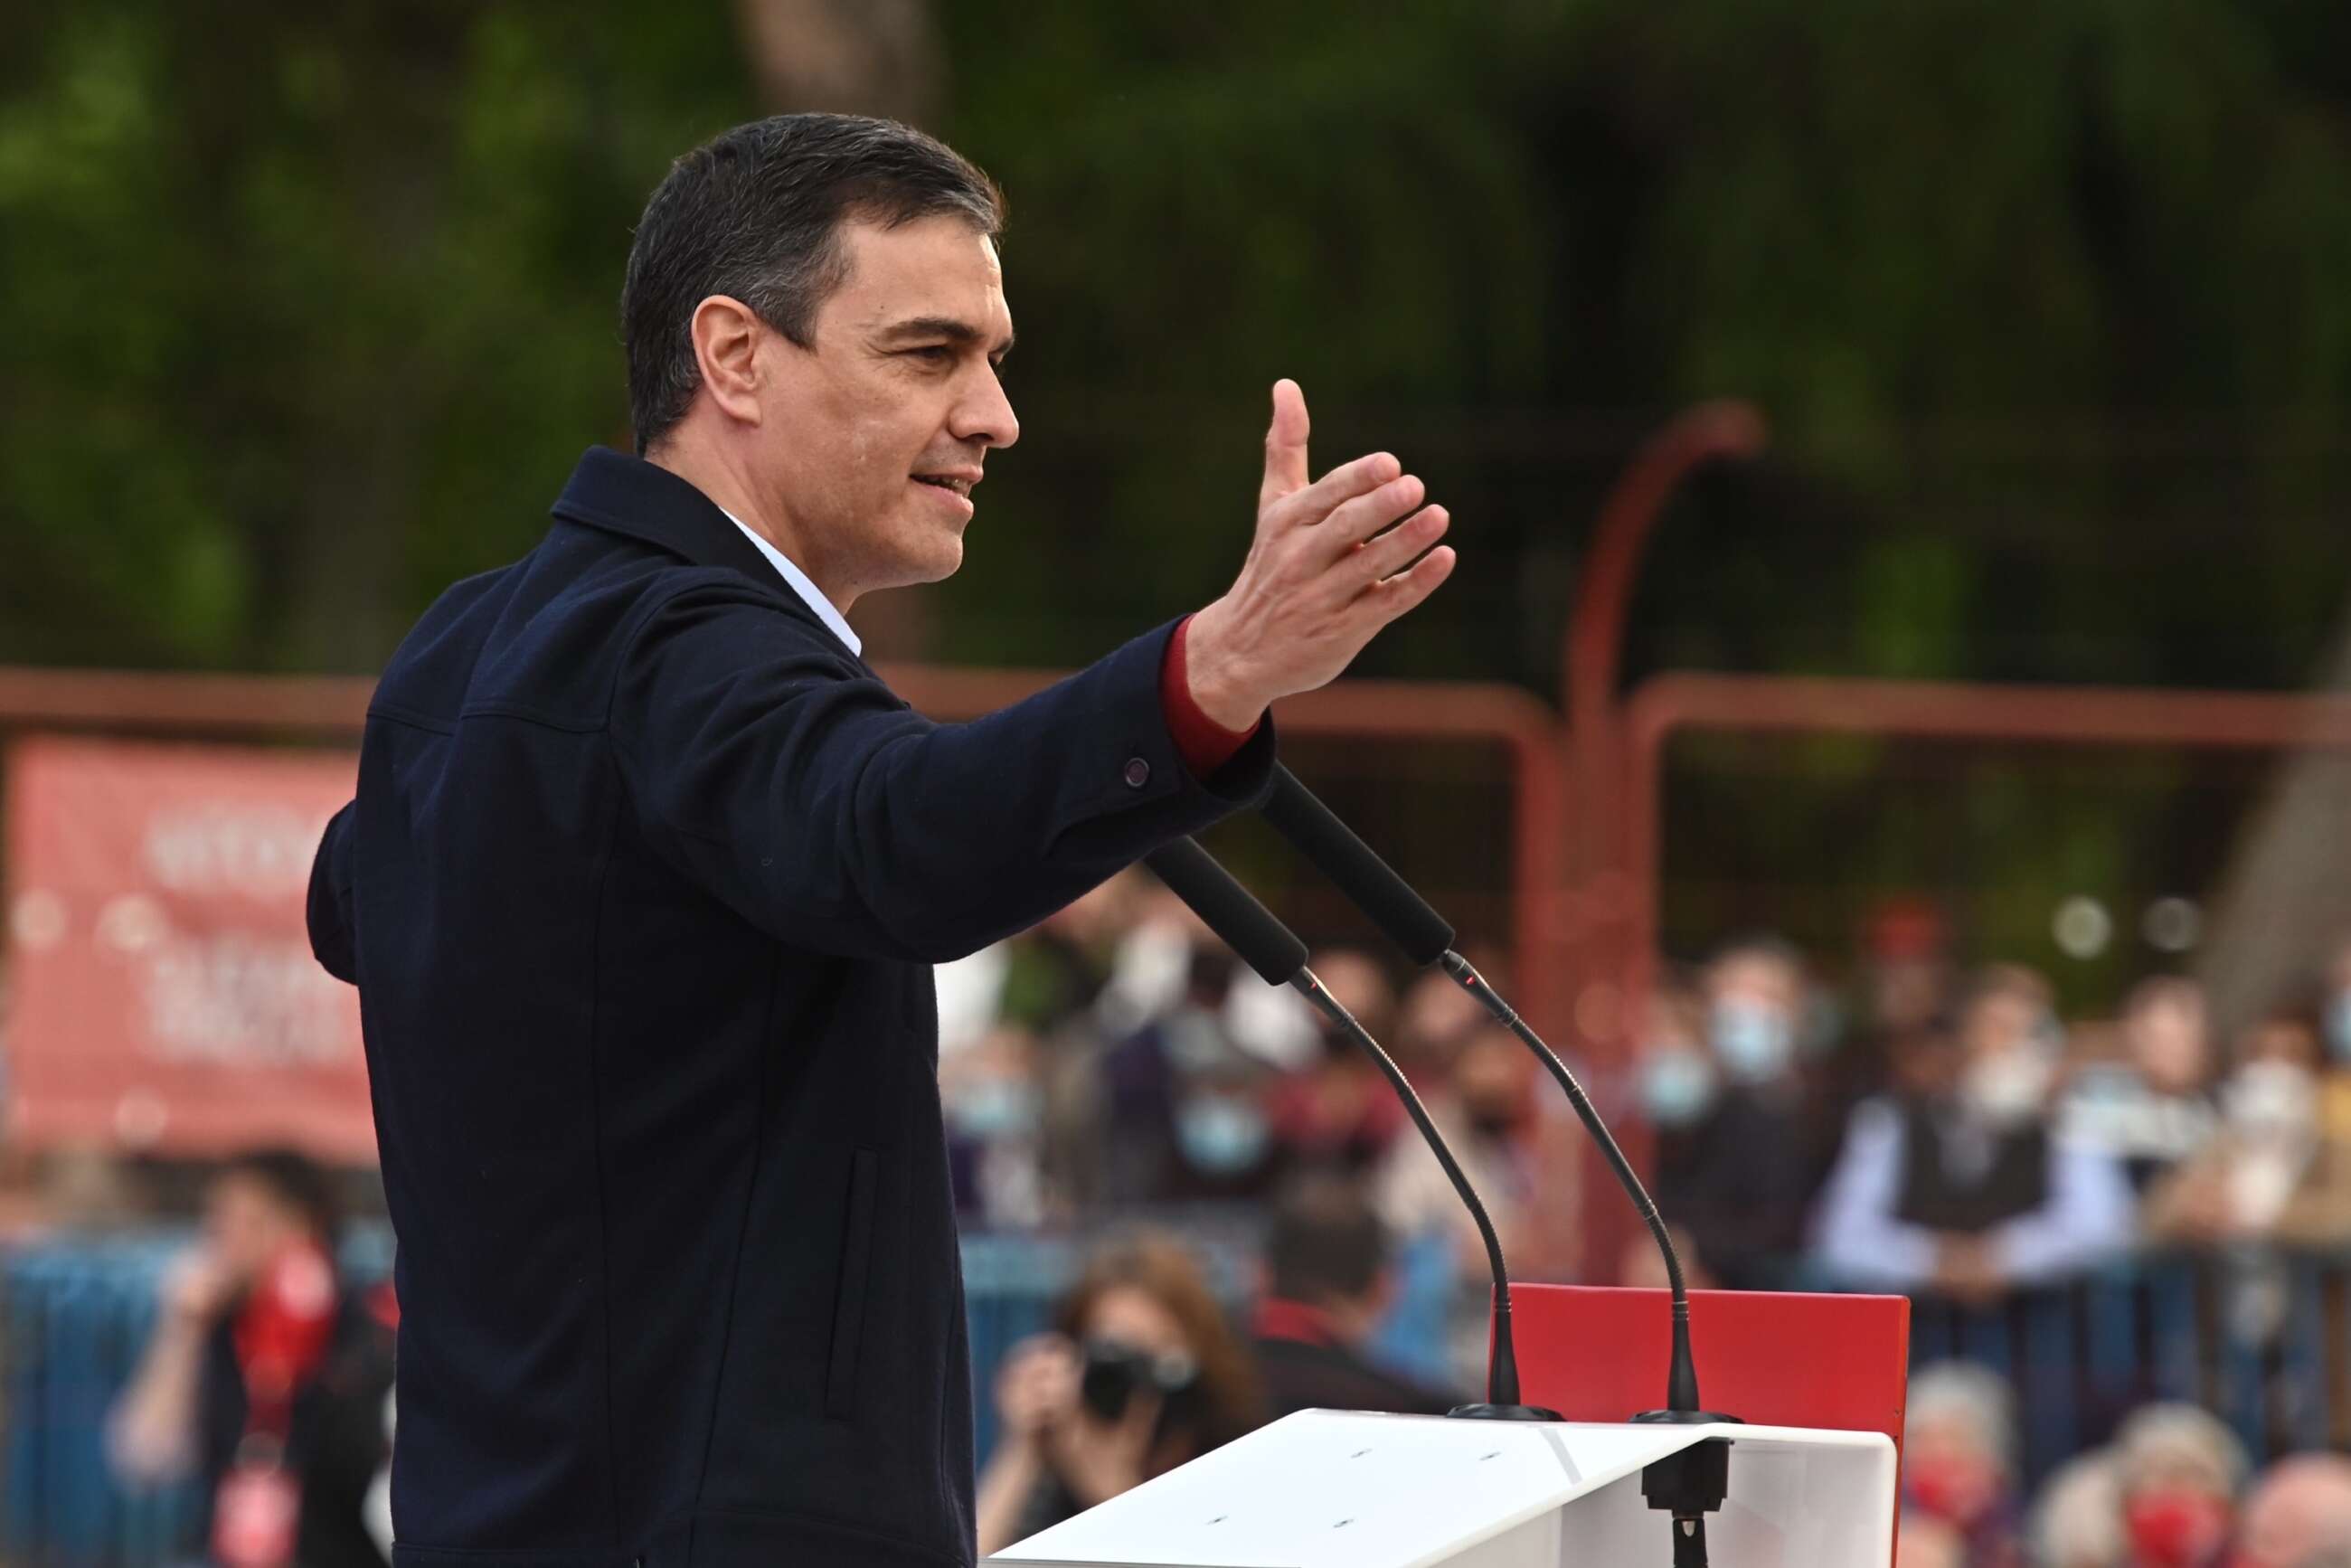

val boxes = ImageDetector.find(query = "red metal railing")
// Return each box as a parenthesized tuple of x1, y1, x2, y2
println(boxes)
(1619, 672, 2351, 1016)
(0, 664, 1569, 1026)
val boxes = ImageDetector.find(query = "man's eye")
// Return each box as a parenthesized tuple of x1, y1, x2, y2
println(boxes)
(910, 345, 954, 363)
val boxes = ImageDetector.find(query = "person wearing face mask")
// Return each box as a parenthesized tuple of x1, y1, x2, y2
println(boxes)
(1623, 945, 1820, 1289)
(974, 1233, 1267, 1556)
(1096, 942, 1286, 1204)
(1166, 1065, 1284, 1200)
(2144, 997, 2351, 1264)
(942, 1025, 1053, 1228)
(2060, 978, 2222, 1194)
(1812, 966, 2132, 1302)
(1373, 1024, 1562, 1392)
(1267, 949, 1405, 1173)
(1897, 1364, 2024, 1568)
(2110, 1403, 2246, 1568)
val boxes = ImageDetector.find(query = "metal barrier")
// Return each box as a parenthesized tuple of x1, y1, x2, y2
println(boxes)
(1898, 1250, 2345, 1489)
(5, 1236, 204, 1568)
(16, 1227, 2351, 1563)
(0, 1224, 1258, 1568)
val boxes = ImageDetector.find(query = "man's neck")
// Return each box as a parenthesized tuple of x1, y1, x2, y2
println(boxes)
(646, 436, 854, 615)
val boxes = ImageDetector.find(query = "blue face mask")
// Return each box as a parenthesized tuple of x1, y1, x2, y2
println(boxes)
(945, 1079, 1042, 1141)
(1638, 1047, 1718, 1128)
(2328, 994, 2351, 1064)
(1176, 1096, 1270, 1174)
(1712, 1000, 1795, 1084)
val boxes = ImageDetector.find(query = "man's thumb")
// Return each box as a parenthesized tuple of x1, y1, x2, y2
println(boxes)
(1260, 378, 1310, 505)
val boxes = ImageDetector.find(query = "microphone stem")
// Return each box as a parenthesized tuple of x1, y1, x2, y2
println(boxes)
(1289, 968, 1525, 1410)
(1440, 951, 1701, 1412)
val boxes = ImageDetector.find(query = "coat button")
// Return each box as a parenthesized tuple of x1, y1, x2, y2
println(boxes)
(1123, 757, 1151, 789)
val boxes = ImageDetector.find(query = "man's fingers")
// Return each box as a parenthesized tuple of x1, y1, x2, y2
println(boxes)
(1314, 473, 1426, 556)
(1348, 505, 1450, 586)
(1258, 379, 1312, 508)
(1275, 450, 1402, 531)
(1354, 543, 1457, 624)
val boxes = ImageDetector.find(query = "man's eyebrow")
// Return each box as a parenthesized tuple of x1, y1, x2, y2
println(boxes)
(875, 316, 1015, 358)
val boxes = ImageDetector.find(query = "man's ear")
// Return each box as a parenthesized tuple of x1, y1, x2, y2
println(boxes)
(687, 295, 768, 429)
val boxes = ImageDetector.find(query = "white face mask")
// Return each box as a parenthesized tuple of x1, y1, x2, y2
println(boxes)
(1711, 1000, 1795, 1084)
(1961, 1047, 2054, 1127)
(1638, 1046, 1719, 1128)
(2224, 1059, 2316, 1138)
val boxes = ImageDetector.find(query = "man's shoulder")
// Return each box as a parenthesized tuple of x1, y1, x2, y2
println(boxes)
(371, 524, 852, 732)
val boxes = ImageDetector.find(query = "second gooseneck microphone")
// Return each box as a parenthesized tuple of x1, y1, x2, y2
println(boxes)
(1142, 836, 1558, 1422)
(1259, 762, 1709, 1413)
(1259, 765, 1741, 1563)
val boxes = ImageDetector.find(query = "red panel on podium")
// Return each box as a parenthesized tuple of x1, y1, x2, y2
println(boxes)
(1506, 1284, 1912, 1448)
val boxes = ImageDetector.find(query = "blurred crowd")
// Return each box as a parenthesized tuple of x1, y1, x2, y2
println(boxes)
(925, 873, 2351, 1563)
(1900, 1361, 2351, 1568)
(939, 870, 2351, 1325)
(29, 870, 2351, 1566)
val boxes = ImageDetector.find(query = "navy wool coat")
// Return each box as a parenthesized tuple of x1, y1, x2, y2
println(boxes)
(307, 447, 1275, 1568)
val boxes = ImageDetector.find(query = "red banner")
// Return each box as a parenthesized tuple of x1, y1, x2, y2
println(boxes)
(4, 736, 373, 1162)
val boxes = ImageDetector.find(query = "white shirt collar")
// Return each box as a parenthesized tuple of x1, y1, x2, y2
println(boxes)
(718, 507, 862, 657)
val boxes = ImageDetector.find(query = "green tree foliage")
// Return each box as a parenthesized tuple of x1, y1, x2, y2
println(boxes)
(0, 2, 752, 669)
(6, 0, 2350, 686)
(9, 0, 2351, 984)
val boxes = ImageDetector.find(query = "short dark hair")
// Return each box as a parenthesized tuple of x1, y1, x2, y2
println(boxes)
(621, 113, 1005, 453)
(220, 1146, 342, 1245)
(1265, 1174, 1389, 1304)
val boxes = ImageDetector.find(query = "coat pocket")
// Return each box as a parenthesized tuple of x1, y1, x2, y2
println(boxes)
(825, 1147, 879, 1419)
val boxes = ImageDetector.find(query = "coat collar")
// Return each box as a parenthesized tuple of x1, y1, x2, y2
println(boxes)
(550, 445, 829, 627)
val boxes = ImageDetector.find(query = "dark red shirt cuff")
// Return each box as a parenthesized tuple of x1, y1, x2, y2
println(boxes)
(1161, 614, 1261, 778)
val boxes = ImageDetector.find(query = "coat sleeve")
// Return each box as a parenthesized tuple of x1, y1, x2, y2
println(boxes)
(308, 800, 358, 984)
(609, 581, 1276, 962)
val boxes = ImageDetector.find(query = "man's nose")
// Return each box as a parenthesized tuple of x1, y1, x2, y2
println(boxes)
(953, 365, 1019, 450)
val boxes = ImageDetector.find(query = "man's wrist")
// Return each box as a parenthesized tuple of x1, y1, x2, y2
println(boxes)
(1182, 603, 1266, 732)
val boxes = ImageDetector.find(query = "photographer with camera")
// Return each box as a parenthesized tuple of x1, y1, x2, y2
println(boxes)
(974, 1233, 1266, 1554)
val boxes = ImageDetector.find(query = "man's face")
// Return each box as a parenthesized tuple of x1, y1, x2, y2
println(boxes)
(750, 214, 1017, 600)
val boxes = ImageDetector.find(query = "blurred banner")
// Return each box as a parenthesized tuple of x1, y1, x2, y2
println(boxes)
(4, 736, 371, 1162)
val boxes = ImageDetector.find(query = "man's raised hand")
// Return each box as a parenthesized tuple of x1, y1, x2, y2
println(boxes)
(1184, 379, 1456, 730)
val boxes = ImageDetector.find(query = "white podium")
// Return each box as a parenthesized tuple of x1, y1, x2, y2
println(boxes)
(988, 1409, 1896, 1568)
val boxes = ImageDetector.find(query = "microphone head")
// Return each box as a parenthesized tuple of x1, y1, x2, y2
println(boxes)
(1142, 839, 1308, 987)
(1264, 766, 1455, 967)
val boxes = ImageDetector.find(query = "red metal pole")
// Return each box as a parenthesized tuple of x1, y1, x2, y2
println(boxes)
(1555, 402, 1765, 1285)
(1561, 401, 1768, 1052)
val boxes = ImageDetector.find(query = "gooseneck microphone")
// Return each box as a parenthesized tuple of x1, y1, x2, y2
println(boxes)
(1142, 836, 1558, 1422)
(1258, 765, 1736, 1563)
(1260, 765, 1704, 1409)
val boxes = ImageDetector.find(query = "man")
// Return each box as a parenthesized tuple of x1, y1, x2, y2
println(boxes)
(1251, 1175, 1456, 1418)
(1811, 968, 2132, 1301)
(305, 114, 1452, 1568)
(1648, 937, 1818, 1289)
(109, 1150, 394, 1568)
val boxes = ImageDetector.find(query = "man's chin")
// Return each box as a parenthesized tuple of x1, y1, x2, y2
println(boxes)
(907, 534, 964, 585)
(871, 533, 964, 591)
